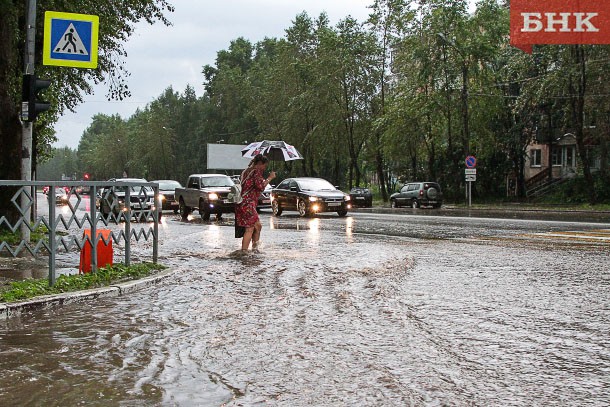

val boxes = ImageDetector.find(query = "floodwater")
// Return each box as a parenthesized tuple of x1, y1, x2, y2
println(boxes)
(1, 211, 609, 406)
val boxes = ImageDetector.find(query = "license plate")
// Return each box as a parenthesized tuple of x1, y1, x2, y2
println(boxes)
(356, 197, 365, 200)
(261, 199, 270, 204)
(327, 202, 341, 207)
(223, 199, 231, 204)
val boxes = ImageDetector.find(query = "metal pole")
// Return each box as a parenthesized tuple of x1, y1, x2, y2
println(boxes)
(153, 185, 159, 264)
(468, 181, 472, 207)
(125, 187, 131, 266)
(20, 0, 37, 242)
(48, 187, 56, 285)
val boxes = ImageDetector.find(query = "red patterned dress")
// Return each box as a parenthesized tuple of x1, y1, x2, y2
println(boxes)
(235, 168, 266, 228)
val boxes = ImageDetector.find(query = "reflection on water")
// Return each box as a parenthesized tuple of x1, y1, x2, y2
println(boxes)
(1, 215, 609, 406)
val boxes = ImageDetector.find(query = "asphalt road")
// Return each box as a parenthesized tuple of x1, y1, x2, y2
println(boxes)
(1, 207, 609, 406)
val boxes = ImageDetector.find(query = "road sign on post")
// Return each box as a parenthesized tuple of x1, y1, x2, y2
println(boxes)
(464, 156, 476, 207)
(42, 11, 99, 68)
(465, 155, 477, 168)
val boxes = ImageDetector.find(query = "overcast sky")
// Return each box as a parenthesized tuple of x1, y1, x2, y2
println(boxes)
(53, 0, 372, 149)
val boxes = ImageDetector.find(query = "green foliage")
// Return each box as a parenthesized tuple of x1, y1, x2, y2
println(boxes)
(536, 173, 610, 205)
(0, 0, 174, 179)
(0, 262, 166, 303)
(23, 1, 610, 205)
(0, 225, 49, 244)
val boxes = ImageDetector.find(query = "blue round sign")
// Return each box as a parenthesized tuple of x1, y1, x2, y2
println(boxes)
(465, 155, 476, 168)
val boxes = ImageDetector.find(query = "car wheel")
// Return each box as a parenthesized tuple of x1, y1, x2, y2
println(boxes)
(391, 199, 398, 208)
(411, 199, 419, 209)
(337, 209, 348, 217)
(272, 200, 282, 216)
(179, 199, 190, 220)
(199, 200, 211, 221)
(216, 211, 223, 221)
(297, 200, 308, 217)
(432, 203, 442, 209)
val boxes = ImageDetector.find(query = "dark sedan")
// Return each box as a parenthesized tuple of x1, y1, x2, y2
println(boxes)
(349, 187, 373, 208)
(271, 177, 351, 217)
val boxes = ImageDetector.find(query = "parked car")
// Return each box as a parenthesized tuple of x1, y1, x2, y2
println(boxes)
(42, 186, 70, 195)
(271, 177, 351, 217)
(174, 174, 235, 221)
(349, 187, 373, 208)
(390, 182, 442, 208)
(99, 178, 160, 220)
(151, 179, 182, 213)
(257, 183, 273, 211)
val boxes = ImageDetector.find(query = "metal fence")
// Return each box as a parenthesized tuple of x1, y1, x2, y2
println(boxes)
(0, 180, 159, 285)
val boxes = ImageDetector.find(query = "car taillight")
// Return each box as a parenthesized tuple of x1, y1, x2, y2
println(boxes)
(419, 190, 424, 197)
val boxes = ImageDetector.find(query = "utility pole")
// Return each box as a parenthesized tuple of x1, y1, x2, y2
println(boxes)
(21, 0, 37, 242)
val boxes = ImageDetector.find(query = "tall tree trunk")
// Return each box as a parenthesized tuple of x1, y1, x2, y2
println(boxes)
(0, 2, 22, 225)
(571, 45, 596, 204)
(375, 136, 387, 201)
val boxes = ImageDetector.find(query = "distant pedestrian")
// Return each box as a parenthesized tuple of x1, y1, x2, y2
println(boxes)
(235, 154, 276, 251)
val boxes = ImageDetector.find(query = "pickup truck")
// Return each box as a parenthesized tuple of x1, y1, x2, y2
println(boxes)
(174, 174, 236, 220)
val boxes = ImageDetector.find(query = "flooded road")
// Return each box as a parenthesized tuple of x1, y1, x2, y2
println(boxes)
(1, 210, 609, 406)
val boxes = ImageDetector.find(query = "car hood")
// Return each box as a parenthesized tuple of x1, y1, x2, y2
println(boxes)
(201, 187, 232, 193)
(303, 190, 346, 199)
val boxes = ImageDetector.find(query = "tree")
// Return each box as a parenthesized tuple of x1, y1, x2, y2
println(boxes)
(1, 0, 173, 222)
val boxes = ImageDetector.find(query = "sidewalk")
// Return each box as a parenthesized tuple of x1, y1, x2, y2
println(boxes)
(0, 268, 176, 320)
(354, 203, 610, 222)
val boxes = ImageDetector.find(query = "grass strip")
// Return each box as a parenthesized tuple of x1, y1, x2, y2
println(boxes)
(0, 262, 166, 303)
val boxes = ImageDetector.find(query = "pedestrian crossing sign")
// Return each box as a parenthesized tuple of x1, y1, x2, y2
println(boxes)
(43, 11, 99, 68)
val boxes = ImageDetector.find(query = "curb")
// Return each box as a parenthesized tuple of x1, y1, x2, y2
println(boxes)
(0, 268, 176, 320)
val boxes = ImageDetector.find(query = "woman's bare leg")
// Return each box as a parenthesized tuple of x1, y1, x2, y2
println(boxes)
(241, 227, 255, 251)
(252, 221, 262, 249)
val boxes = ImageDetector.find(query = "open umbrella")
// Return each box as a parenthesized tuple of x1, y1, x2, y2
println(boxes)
(241, 140, 303, 161)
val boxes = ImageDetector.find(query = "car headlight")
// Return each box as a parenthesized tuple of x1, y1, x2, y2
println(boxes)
(159, 194, 166, 202)
(309, 196, 319, 202)
(208, 193, 219, 201)
(344, 195, 351, 201)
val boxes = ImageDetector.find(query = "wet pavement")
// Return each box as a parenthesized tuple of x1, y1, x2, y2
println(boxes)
(1, 208, 609, 406)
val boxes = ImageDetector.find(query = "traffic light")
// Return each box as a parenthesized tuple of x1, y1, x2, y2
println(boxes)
(21, 74, 51, 122)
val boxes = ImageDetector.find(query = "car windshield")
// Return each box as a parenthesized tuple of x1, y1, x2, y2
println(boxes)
(115, 185, 152, 195)
(201, 176, 234, 187)
(297, 179, 336, 191)
(157, 180, 181, 190)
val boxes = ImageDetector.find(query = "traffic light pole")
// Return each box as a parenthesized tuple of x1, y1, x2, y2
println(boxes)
(21, 0, 37, 241)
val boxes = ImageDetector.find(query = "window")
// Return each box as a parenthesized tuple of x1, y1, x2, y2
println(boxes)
(530, 149, 542, 167)
(551, 146, 562, 166)
(566, 146, 574, 167)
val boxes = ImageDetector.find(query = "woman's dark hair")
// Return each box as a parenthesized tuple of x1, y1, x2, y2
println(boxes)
(249, 154, 269, 166)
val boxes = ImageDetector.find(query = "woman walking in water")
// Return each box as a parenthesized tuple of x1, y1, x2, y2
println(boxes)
(235, 154, 276, 251)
